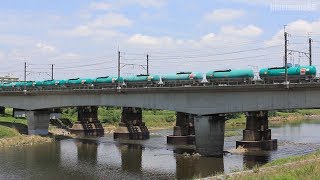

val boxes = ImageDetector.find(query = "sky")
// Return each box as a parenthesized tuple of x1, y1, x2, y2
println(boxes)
(1, 0, 320, 80)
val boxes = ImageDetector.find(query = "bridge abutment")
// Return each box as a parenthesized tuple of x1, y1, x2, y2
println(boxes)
(70, 106, 104, 136)
(167, 112, 195, 145)
(114, 107, 149, 140)
(194, 114, 226, 157)
(0, 106, 5, 115)
(236, 111, 277, 150)
(27, 110, 50, 135)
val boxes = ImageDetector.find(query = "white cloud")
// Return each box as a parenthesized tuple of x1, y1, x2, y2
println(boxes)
(127, 24, 263, 47)
(59, 25, 123, 40)
(265, 19, 320, 46)
(230, 0, 273, 6)
(49, 52, 82, 63)
(90, 2, 112, 10)
(0, 34, 35, 46)
(200, 33, 217, 42)
(128, 34, 173, 46)
(36, 42, 56, 54)
(124, 0, 167, 8)
(204, 9, 245, 22)
(221, 25, 263, 37)
(89, 13, 133, 28)
(53, 13, 131, 40)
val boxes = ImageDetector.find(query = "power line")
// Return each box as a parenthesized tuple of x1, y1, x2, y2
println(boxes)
(54, 66, 118, 72)
(151, 52, 282, 64)
(150, 45, 281, 59)
(54, 60, 115, 69)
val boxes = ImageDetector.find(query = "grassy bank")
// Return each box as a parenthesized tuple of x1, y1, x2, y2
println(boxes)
(0, 135, 52, 147)
(0, 125, 20, 138)
(226, 150, 320, 179)
(0, 109, 52, 147)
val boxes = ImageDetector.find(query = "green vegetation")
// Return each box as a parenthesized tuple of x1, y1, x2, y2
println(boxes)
(225, 114, 246, 128)
(0, 125, 20, 138)
(0, 108, 52, 147)
(62, 107, 176, 128)
(99, 107, 121, 124)
(62, 108, 77, 122)
(229, 150, 320, 180)
(264, 150, 320, 167)
(143, 110, 175, 128)
(0, 109, 28, 136)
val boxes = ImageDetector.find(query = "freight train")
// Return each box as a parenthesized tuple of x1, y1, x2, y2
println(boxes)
(0, 65, 316, 91)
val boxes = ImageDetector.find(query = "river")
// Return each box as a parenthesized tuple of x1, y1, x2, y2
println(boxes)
(1, 121, 320, 179)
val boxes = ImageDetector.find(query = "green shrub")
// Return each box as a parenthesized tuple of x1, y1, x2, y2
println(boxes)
(165, 114, 176, 122)
(61, 108, 77, 122)
(98, 107, 121, 124)
(226, 113, 243, 120)
(268, 111, 277, 117)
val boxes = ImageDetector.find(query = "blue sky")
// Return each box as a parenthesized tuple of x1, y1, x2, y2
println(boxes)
(0, 0, 320, 80)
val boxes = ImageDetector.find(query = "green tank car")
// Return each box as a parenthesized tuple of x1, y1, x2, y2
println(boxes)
(205, 69, 254, 84)
(93, 76, 123, 84)
(124, 74, 154, 82)
(54, 80, 67, 86)
(160, 72, 203, 82)
(206, 69, 254, 79)
(33, 81, 44, 87)
(259, 65, 316, 82)
(43, 80, 57, 86)
(66, 78, 93, 85)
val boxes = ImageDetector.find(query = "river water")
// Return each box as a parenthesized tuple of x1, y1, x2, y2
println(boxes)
(1, 121, 320, 180)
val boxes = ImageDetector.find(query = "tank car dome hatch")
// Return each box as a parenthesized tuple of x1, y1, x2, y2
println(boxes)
(176, 72, 192, 74)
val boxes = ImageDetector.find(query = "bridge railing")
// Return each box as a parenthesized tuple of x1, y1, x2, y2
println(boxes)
(0, 78, 319, 93)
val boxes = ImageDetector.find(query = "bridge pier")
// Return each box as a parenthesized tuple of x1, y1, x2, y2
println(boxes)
(236, 111, 277, 150)
(167, 112, 195, 145)
(27, 110, 50, 135)
(194, 114, 226, 157)
(70, 106, 104, 136)
(114, 107, 149, 140)
(0, 106, 5, 115)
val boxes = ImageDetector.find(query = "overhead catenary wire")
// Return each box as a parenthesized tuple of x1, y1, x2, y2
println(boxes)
(54, 60, 115, 70)
(149, 45, 282, 59)
(150, 52, 283, 64)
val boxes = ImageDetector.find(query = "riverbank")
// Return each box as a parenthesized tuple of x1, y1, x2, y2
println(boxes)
(213, 150, 320, 179)
(0, 135, 52, 147)
(225, 109, 320, 129)
(0, 112, 53, 147)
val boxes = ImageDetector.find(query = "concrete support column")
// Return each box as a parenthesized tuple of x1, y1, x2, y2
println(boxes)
(27, 110, 50, 135)
(70, 106, 104, 136)
(194, 114, 226, 157)
(167, 112, 195, 145)
(114, 107, 149, 140)
(236, 111, 277, 150)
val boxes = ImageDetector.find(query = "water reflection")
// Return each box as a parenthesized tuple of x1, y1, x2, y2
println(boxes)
(1, 121, 320, 179)
(118, 144, 143, 173)
(243, 153, 270, 168)
(175, 154, 224, 179)
(76, 139, 98, 165)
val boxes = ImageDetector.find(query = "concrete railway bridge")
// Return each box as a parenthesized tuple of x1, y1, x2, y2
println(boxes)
(1, 83, 320, 156)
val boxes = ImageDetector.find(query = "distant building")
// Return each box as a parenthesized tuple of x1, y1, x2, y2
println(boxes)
(0, 76, 19, 83)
